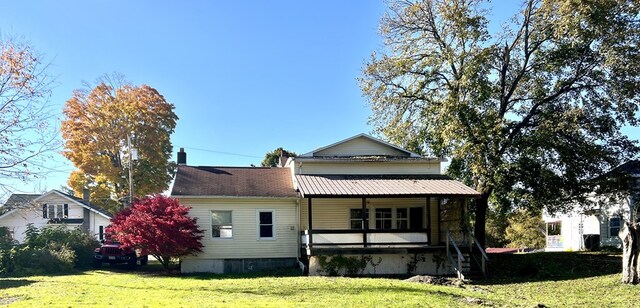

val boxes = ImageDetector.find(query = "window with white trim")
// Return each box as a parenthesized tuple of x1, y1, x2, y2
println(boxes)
(350, 209, 369, 230)
(258, 210, 275, 239)
(396, 208, 409, 229)
(375, 208, 392, 229)
(211, 211, 233, 238)
(42, 204, 68, 219)
(610, 216, 621, 237)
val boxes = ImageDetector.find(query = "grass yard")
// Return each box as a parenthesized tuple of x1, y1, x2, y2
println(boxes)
(0, 252, 637, 307)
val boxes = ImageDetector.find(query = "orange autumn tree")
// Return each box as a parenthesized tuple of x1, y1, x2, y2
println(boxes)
(62, 75, 178, 213)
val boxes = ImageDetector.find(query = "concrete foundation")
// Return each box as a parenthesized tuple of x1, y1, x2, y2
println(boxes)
(308, 253, 453, 276)
(181, 257, 297, 274)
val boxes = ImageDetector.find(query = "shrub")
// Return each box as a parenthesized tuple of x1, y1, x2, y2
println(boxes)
(0, 224, 99, 275)
(24, 224, 99, 269)
(10, 244, 75, 275)
(0, 227, 17, 274)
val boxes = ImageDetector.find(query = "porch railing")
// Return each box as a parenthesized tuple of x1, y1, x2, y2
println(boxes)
(546, 235, 562, 248)
(470, 232, 489, 276)
(302, 229, 429, 248)
(446, 230, 465, 280)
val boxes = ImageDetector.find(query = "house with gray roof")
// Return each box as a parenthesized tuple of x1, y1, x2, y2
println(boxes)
(172, 134, 484, 277)
(0, 190, 112, 242)
(543, 160, 640, 251)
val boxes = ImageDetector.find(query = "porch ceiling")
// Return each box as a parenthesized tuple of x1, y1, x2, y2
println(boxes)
(295, 174, 480, 198)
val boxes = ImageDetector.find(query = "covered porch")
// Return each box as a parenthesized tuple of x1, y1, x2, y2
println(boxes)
(295, 174, 481, 256)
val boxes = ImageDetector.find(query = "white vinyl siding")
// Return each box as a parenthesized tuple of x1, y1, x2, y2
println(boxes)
(300, 198, 439, 231)
(295, 162, 440, 175)
(314, 136, 410, 157)
(177, 197, 298, 259)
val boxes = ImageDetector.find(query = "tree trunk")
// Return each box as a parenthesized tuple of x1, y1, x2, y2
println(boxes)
(474, 191, 491, 248)
(619, 222, 640, 284)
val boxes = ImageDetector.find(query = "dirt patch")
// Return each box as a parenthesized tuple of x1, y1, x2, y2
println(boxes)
(0, 296, 20, 305)
(404, 275, 465, 287)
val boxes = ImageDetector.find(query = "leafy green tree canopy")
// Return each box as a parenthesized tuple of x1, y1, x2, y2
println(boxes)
(261, 147, 296, 167)
(505, 210, 545, 249)
(361, 0, 640, 245)
(62, 74, 178, 213)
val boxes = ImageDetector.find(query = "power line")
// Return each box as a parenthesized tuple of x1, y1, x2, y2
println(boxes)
(182, 147, 262, 159)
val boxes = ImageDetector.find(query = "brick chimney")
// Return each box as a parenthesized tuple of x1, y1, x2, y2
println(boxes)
(82, 188, 90, 202)
(177, 148, 187, 165)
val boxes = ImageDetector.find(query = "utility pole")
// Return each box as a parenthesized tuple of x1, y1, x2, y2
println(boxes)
(127, 134, 135, 208)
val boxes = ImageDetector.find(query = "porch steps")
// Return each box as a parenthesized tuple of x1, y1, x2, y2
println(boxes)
(461, 250, 487, 280)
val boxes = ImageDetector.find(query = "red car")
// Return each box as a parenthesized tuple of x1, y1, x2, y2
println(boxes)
(93, 241, 148, 269)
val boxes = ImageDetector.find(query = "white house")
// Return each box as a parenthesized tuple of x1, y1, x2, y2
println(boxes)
(543, 160, 640, 251)
(172, 134, 484, 276)
(0, 190, 112, 242)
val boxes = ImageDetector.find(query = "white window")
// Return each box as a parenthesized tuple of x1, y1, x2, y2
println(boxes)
(396, 208, 408, 229)
(43, 204, 68, 219)
(375, 208, 392, 230)
(610, 216, 621, 237)
(350, 209, 369, 230)
(211, 211, 233, 238)
(257, 210, 275, 239)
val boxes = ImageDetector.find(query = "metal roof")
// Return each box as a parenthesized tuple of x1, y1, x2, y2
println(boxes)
(295, 174, 480, 198)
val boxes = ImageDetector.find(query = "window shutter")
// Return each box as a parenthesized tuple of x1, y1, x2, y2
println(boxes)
(43, 204, 47, 218)
(63, 204, 68, 217)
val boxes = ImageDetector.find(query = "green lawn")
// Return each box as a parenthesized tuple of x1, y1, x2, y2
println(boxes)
(0, 253, 637, 307)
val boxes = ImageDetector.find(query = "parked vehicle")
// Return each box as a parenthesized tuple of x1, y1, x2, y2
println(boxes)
(93, 241, 148, 269)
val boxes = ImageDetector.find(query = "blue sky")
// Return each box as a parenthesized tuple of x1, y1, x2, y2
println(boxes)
(1, 1, 634, 195)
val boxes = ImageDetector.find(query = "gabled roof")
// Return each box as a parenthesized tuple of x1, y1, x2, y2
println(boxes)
(609, 160, 640, 176)
(34, 190, 112, 219)
(2, 194, 40, 208)
(0, 190, 112, 220)
(0, 194, 40, 215)
(295, 174, 480, 198)
(299, 134, 427, 158)
(171, 166, 298, 198)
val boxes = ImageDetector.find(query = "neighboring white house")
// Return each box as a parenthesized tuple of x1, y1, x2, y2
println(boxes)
(172, 134, 482, 275)
(0, 190, 112, 242)
(543, 160, 640, 251)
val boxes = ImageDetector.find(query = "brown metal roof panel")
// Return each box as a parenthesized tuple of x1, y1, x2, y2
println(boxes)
(294, 174, 479, 197)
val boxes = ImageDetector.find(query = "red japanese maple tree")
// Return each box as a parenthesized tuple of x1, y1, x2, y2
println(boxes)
(106, 195, 204, 271)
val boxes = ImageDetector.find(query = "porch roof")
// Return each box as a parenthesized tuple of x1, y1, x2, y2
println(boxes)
(295, 174, 480, 198)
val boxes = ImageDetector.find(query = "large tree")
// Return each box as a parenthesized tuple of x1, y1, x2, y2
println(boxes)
(62, 75, 178, 213)
(106, 195, 204, 271)
(0, 36, 59, 195)
(361, 0, 640, 246)
(261, 147, 297, 167)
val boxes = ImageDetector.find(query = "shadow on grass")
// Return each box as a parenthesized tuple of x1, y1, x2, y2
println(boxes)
(180, 267, 303, 280)
(0, 279, 36, 290)
(478, 251, 622, 285)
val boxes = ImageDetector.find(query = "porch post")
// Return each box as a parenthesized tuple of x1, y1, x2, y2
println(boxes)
(308, 197, 313, 246)
(362, 197, 368, 247)
(426, 197, 431, 244)
(437, 197, 442, 245)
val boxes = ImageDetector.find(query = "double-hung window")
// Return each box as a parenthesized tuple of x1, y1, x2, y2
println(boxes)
(610, 216, 621, 237)
(42, 204, 68, 219)
(258, 210, 275, 239)
(375, 208, 392, 230)
(350, 209, 369, 229)
(396, 208, 409, 229)
(211, 211, 233, 238)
